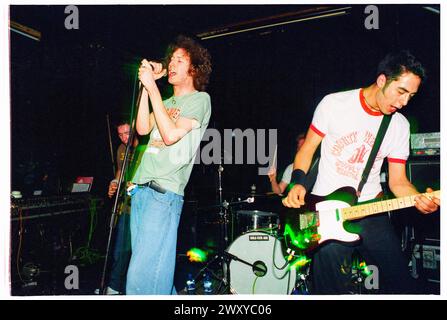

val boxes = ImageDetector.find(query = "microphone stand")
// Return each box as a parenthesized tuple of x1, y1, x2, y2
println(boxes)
(98, 81, 144, 295)
(217, 163, 228, 249)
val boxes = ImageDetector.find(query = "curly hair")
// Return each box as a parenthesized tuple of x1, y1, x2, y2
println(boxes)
(164, 35, 212, 91)
(377, 50, 426, 85)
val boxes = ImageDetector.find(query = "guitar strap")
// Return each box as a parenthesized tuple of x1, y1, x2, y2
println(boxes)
(357, 114, 392, 197)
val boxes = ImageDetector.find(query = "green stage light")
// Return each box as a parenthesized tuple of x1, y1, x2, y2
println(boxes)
(187, 248, 208, 263)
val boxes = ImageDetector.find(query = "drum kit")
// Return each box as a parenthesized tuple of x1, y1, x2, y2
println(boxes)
(197, 165, 310, 295)
(224, 230, 297, 294)
(218, 204, 312, 294)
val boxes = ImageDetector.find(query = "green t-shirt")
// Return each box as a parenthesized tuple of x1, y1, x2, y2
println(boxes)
(132, 91, 211, 195)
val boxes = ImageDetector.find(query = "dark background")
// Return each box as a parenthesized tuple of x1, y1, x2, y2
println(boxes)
(10, 4, 440, 201)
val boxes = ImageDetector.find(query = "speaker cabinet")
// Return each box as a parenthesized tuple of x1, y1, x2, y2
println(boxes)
(403, 160, 440, 292)
(407, 160, 440, 192)
(404, 160, 440, 240)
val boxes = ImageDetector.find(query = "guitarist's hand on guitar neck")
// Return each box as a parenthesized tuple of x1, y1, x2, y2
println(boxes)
(414, 187, 440, 215)
(282, 184, 306, 208)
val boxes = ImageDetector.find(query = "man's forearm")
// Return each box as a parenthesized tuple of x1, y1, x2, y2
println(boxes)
(390, 181, 420, 198)
(136, 90, 151, 135)
(145, 83, 180, 145)
(115, 169, 122, 181)
(270, 179, 282, 194)
(292, 130, 321, 175)
(293, 148, 314, 174)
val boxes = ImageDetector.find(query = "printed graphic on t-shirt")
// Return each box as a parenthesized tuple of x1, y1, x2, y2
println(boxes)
(348, 144, 368, 164)
(147, 108, 181, 154)
(330, 131, 359, 156)
(330, 130, 383, 181)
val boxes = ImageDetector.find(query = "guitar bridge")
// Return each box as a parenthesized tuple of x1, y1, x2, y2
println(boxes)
(299, 212, 318, 229)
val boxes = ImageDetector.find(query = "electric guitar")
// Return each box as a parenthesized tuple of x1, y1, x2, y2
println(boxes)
(279, 187, 440, 253)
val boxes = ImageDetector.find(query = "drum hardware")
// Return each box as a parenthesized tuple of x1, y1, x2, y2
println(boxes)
(291, 270, 311, 295)
(217, 164, 227, 248)
(223, 251, 268, 275)
(235, 210, 279, 236)
(192, 161, 256, 294)
(194, 189, 310, 294)
(193, 162, 291, 294)
(223, 231, 297, 294)
(349, 249, 372, 294)
(216, 162, 255, 248)
(192, 204, 308, 294)
(198, 197, 256, 294)
(218, 249, 270, 292)
(284, 248, 311, 294)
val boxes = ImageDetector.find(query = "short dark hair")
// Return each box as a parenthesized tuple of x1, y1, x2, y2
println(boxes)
(377, 50, 426, 84)
(116, 120, 130, 128)
(164, 35, 212, 91)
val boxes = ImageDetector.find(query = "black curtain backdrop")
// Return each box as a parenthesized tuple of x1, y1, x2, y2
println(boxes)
(10, 4, 440, 203)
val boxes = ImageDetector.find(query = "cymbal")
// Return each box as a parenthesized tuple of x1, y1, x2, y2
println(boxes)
(237, 210, 277, 217)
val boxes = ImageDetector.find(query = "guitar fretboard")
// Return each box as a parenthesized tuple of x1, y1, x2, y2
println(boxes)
(341, 191, 440, 221)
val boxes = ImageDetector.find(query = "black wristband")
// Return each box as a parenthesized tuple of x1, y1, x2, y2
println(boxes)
(291, 169, 306, 186)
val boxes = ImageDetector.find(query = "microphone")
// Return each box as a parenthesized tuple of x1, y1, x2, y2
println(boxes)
(142, 60, 168, 77)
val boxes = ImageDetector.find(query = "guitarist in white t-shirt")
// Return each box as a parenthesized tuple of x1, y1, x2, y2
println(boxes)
(282, 50, 439, 294)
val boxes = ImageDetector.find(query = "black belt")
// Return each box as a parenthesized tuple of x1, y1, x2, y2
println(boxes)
(137, 181, 167, 194)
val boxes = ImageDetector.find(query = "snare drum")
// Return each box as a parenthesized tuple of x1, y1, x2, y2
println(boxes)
(235, 210, 279, 235)
(224, 231, 296, 294)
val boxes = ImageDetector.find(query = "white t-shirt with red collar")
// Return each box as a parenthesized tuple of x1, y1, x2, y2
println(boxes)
(310, 88, 409, 202)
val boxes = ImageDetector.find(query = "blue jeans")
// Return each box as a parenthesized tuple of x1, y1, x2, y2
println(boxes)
(126, 186, 183, 295)
(108, 213, 131, 293)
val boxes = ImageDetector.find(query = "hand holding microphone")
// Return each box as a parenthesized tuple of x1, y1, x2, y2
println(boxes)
(139, 59, 167, 87)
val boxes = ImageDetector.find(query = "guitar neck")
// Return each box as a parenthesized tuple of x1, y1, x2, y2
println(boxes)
(341, 190, 440, 221)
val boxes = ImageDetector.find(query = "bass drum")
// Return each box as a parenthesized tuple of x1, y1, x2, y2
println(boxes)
(224, 231, 296, 294)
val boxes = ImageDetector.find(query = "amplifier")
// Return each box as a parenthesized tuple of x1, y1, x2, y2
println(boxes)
(411, 239, 440, 290)
(410, 132, 440, 156)
(407, 160, 440, 193)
